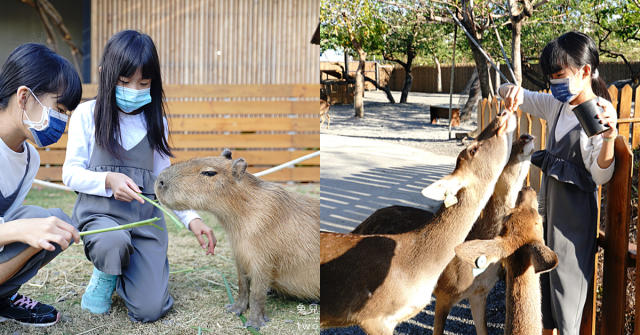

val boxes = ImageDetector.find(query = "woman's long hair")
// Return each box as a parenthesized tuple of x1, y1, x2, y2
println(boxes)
(94, 30, 172, 157)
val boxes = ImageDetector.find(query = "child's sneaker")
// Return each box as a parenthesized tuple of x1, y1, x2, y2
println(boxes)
(0, 293, 60, 327)
(81, 267, 117, 314)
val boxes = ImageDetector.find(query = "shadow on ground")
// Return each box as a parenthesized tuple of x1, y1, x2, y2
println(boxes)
(320, 163, 451, 232)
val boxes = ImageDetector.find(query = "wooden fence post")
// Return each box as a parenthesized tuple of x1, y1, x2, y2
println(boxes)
(600, 136, 632, 335)
(637, 174, 640, 335)
(618, 85, 633, 140)
(581, 185, 602, 335)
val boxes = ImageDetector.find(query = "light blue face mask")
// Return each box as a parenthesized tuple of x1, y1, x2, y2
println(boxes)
(23, 87, 68, 147)
(115, 86, 152, 113)
(549, 68, 585, 103)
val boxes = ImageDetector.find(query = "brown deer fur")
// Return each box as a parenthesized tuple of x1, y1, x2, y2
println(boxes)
(154, 151, 319, 329)
(351, 134, 535, 335)
(320, 89, 331, 128)
(320, 99, 331, 129)
(455, 187, 558, 335)
(432, 133, 534, 335)
(320, 111, 516, 335)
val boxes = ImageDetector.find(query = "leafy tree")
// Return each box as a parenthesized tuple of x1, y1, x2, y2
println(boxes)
(377, 2, 455, 102)
(321, 0, 387, 117)
(592, 0, 640, 84)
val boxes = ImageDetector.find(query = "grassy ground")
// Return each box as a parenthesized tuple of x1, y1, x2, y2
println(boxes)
(3, 184, 319, 335)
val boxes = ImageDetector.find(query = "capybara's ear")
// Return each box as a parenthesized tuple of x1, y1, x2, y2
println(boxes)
(232, 158, 247, 180)
(221, 148, 232, 160)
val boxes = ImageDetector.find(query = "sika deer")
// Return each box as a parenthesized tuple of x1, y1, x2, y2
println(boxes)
(320, 89, 331, 128)
(350, 134, 535, 335)
(352, 134, 534, 236)
(320, 111, 516, 335)
(432, 133, 534, 335)
(455, 187, 558, 335)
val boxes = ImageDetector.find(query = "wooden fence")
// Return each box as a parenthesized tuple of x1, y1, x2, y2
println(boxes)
(478, 84, 638, 335)
(392, 61, 640, 94)
(35, 84, 320, 183)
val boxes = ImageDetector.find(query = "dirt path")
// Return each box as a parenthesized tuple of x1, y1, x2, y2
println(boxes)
(320, 91, 506, 335)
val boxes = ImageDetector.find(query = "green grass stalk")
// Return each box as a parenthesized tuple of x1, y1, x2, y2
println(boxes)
(137, 193, 184, 229)
(79, 217, 163, 236)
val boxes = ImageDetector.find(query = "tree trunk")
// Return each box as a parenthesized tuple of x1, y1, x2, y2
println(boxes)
(460, 70, 480, 122)
(511, 19, 523, 85)
(400, 67, 413, 103)
(435, 56, 442, 92)
(354, 50, 366, 117)
(459, 0, 491, 99)
(343, 51, 349, 79)
(464, 30, 492, 99)
(461, 68, 478, 95)
(400, 51, 415, 103)
(364, 76, 396, 103)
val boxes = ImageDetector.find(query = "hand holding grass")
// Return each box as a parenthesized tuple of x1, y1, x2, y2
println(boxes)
(105, 172, 144, 203)
(0, 217, 80, 251)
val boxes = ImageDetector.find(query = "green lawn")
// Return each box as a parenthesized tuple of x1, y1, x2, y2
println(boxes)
(3, 184, 319, 335)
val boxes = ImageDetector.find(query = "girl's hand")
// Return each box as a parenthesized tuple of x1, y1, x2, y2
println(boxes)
(596, 98, 618, 140)
(105, 172, 144, 203)
(501, 84, 524, 112)
(189, 218, 216, 255)
(7, 217, 80, 251)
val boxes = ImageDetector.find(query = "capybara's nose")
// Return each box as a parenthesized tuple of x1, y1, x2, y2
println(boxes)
(157, 178, 165, 188)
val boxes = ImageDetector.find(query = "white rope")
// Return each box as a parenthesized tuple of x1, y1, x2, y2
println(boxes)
(32, 150, 320, 192)
(32, 179, 73, 192)
(253, 151, 320, 177)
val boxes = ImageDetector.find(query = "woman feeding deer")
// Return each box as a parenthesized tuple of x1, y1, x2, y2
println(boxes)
(500, 31, 617, 335)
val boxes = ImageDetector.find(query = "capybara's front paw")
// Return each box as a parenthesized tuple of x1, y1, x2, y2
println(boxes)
(244, 314, 270, 329)
(225, 302, 247, 316)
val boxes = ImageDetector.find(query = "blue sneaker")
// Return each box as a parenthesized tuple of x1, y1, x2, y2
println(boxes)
(81, 267, 117, 314)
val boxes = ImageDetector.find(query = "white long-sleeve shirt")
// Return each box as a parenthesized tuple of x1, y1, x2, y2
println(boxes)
(63, 100, 200, 229)
(0, 140, 40, 252)
(499, 84, 615, 185)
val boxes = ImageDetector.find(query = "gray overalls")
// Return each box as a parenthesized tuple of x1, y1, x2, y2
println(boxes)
(0, 145, 75, 298)
(532, 105, 598, 334)
(72, 135, 172, 322)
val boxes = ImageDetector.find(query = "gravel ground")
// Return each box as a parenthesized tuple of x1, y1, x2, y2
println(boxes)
(320, 90, 507, 335)
(321, 91, 477, 158)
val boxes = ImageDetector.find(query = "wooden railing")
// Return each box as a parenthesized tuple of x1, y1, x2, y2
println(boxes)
(478, 84, 638, 335)
(36, 84, 320, 183)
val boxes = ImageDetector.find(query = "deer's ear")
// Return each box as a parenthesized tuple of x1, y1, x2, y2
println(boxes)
(421, 176, 466, 207)
(454, 238, 507, 269)
(523, 241, 558, 274)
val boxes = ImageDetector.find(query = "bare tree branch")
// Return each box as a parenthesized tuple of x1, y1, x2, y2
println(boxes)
(34, 1, 57, 52)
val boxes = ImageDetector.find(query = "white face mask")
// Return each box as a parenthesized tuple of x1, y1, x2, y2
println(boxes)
(22, 87, 50, 131)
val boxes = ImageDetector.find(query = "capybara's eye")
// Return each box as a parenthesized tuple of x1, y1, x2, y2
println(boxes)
(201, 170, 217, 177)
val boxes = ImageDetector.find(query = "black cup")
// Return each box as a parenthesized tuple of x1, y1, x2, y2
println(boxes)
(572, 98, 610, 137)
